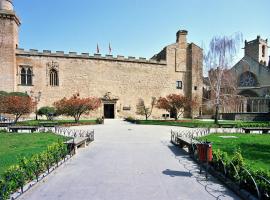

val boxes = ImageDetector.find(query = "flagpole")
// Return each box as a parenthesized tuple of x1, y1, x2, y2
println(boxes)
(109, 43, 112, 55)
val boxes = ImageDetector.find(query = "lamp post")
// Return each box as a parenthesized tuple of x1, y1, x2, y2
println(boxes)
(30, 91, 42, 120)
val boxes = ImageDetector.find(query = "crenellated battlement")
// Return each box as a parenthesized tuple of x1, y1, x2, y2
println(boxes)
(16, 48, 167, 65)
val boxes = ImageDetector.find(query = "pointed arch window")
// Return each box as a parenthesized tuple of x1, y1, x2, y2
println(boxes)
(20, 67, 33, 86)
(49, 69, 59, 86)
(21, 68, 26, 85)
(27, 68, 32, 85)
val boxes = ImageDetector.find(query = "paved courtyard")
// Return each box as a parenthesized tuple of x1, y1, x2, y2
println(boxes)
(21, 120, 240, 200)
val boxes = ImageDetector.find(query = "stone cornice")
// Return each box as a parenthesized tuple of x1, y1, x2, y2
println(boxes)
(0, 10, 20, 25)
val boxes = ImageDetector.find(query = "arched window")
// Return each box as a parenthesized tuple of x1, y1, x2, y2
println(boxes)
(21, 68, 26, 85)
(49, 69, 59, 86)
(27, 68, 32, 85)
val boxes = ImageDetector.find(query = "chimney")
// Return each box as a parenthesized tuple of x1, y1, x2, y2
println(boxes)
(176, 30, 188, 47)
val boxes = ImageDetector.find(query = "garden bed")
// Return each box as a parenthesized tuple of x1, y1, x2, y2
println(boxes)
(197, 133, 270, 199)
(0, 132, 70, 199)
(0, 132, 67, 175)
(200, 133, 270, 171)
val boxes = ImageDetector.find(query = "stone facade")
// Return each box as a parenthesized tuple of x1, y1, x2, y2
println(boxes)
(0, 0, 203, 119)
(232, 36, 270, 98)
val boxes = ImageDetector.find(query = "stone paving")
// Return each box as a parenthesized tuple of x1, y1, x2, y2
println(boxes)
(21, 119, 240, 200)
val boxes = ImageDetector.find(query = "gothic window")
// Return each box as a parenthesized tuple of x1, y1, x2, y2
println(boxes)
(49, 69, 59, 86)
(262, 45, 265, 57)
(21, 68, 26, 85)
(27, 68, 32, 85)
(20, 67, 33, 86)
(239, 71, 258, 87)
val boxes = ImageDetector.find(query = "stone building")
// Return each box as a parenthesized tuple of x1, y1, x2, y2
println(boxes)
(231, 35, 270, 113)
(0, 0, 203, 119)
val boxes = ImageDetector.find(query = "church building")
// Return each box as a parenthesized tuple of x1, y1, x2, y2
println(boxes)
(231, 36, 270, 113)
(0, 0, 203, 119)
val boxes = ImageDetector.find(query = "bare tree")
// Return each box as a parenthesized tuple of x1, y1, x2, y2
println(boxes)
(204, 33, 242, 124)
(136, 97, 156, 120)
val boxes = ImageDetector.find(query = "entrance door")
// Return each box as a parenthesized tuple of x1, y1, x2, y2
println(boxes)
(104, 104, 115, 118)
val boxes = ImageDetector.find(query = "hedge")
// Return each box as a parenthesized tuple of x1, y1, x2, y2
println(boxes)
(211, 149, 270, 199)
(0, 142, 68, 200)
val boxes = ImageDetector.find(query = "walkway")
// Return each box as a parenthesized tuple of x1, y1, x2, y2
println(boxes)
(21, 119, 240, 200)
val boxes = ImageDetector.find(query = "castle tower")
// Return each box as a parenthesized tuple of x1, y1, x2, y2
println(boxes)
(0, 0, 20, 91)
(244, 36, 269, 66)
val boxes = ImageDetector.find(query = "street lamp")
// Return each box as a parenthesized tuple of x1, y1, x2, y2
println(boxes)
(30, 91, 42, 120)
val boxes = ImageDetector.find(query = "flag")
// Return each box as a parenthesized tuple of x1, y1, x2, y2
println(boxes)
(97, 44, 100, 54)
(109, 43, 112, 54)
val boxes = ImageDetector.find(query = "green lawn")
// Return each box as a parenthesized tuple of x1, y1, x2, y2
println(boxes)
(200, 133, 270, 172)
(0, 132, 66, 176)
(133, 119, 269, 128)
(17, 119, 97, 126)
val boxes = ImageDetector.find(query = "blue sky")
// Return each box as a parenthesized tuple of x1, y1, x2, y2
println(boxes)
(14, 0, 269, 60)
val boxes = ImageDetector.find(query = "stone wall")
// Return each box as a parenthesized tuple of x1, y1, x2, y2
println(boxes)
(15, 43, 200, 119)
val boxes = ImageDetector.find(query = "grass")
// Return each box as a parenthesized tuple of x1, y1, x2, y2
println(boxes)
(200, 133, 270, 172)
(0, 132, 66, 176)
(17, 119, 97, 126)
(133, 119, 270, 128)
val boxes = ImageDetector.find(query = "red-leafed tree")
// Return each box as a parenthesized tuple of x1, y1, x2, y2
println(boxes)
(156, 94, 195, 120)
(54, 93, 101, 123)
(3, 95, 34, 123)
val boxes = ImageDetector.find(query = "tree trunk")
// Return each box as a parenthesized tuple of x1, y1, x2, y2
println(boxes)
(214, 105, 219, 124)
(14, 115, 20, 124)
(174, 114, 178, 121)
(74, 115, 80, 123)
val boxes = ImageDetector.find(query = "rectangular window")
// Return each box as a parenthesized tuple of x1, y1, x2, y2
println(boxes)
(194, 86, 197, 90)
(176, 81, 182, 89)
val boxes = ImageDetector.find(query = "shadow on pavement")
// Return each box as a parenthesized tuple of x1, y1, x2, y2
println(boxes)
(166, 142, 189, 158)
(162, 169, 192, 177)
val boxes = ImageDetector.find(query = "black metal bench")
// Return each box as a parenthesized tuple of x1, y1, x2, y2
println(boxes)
(242, 127, 270, 134)
(8, 126, 38, 133)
